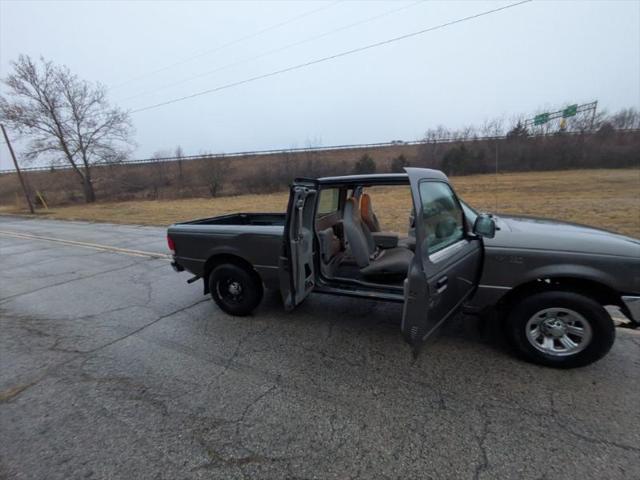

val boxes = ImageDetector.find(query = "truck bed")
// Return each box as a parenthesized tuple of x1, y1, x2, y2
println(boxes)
(168, 212, 285, 289)
(177, 212, 286, 227)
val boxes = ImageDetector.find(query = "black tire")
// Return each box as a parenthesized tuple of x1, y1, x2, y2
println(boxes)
(209, 263, 263, 316)
(505, 291, 615, 368)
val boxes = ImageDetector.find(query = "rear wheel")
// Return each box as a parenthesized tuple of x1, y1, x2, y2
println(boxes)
(506, 291, 615, 368)
(209, 263, 263, 316)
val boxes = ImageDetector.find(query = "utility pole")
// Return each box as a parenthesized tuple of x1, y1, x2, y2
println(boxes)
(494, 140, 499, 212)
(590, 100, 598, 131)
(1, 124, 34, 213)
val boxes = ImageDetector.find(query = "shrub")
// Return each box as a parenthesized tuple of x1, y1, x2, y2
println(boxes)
(353, 154, 376, 174)
(390, 154, 409, 172)
(441, 145, 470, 175)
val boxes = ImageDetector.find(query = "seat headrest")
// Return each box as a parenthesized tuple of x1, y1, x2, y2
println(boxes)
(345, 197, 361, 222)
(360, 193, 372, 221)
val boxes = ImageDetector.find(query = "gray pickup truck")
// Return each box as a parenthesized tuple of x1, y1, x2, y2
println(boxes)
(168, 168, 640, 368)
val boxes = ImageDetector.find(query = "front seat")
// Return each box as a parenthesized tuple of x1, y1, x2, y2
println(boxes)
(360, 193, 381, 232)
(343, 198, 413, 278)
(361, 192, 416, 251)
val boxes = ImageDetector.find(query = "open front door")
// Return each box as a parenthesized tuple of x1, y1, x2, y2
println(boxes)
(401, 168, 483, 352)
(279, 179, 318, 310)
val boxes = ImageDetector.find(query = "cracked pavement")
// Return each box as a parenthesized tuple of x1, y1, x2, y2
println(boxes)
(1, 216, 639, 480)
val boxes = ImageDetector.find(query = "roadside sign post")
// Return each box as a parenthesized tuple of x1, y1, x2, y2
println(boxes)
(525, 101, 598, 131)
(1, 124, 35, 214)
(590, 100, 598, 131)
(562, 104, 578, 118)
(534, 113, 550, 126)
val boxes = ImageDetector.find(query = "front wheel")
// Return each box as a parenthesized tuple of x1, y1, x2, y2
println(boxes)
(506, 291, 615, 368)
(209, 263, 263, 316)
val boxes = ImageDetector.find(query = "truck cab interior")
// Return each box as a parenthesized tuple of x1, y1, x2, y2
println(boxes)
(312, 172, 472, 294)
(283, 168, 487, 349)
(314, 176, 418, 289)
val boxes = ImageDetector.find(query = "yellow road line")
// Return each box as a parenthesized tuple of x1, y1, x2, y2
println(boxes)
(0, 230, 171, 260)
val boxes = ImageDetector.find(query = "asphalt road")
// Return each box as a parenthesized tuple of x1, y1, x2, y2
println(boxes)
(1, 216, 639, 480)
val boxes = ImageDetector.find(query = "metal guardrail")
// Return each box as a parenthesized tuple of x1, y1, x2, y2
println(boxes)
(1, 129, 638, 175)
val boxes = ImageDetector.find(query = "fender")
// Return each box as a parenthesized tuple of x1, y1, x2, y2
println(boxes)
(519, 263, 618, 290)
(471, 261, 620, 310)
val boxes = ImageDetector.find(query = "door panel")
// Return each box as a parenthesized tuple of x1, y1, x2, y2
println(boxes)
(401, 168, 482, 350)
(426, 239, 481, 318)
(401, 258, 432, 344)
(279, 181, 318, 310)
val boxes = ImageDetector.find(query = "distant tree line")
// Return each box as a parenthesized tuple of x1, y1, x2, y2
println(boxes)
(1, 56, 639, 207)
(1, 125, 637, 208)
(415, 109, 639, 176)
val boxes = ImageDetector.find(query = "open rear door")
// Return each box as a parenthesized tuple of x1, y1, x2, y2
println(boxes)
(279, 179, 318, 310)
(401, 168, 483, 353)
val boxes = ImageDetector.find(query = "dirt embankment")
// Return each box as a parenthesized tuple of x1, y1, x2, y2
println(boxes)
(2, 168, 638, 238)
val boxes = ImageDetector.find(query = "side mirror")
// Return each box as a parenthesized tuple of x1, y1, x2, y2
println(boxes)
(473, 214, 496, 239)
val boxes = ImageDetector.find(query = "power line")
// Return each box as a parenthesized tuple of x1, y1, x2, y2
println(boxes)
(119, 0, 426, 105)
(110, 0, 341, 90)
(130, 0, 532, 114)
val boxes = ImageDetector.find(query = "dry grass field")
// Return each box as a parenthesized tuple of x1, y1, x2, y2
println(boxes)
(1, 169, 639, 238)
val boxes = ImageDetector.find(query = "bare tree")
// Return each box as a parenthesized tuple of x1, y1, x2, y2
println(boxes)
(203, 157, 231, 197)
(148, 150, 171, 199)
(424, 125, 450, 142)
(566, 108, 606, 133)
(0, 55, 134, 202)
(453, 125, 477, 141)
(481, 117, 505, 138)
(418, 125, 450, 167)
(610, 108, 640, 130)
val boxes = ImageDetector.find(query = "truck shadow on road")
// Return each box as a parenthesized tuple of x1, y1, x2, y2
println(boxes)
(252, 288, 515, 369)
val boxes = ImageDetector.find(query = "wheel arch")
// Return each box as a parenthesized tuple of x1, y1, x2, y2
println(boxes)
(203, 253, 263, 294)
(497, 276, 624, 316)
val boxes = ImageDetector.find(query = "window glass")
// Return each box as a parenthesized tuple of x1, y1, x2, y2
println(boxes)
(317, 188, 339, 215)
(360, 185, 413, 235)
(418, 182, 464, 254)
(459, 199, 478, 224)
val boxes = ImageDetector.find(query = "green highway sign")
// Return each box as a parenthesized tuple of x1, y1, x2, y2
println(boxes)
(562, 104, 578, 118)
(534, 113, 549, 126)
(525, 101, 596, 130)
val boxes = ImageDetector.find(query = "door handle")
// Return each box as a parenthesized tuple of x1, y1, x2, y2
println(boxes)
(436, 276, 448, 293)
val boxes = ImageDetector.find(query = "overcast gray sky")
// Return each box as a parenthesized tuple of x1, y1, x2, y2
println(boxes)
(1, 0, 639, 169)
